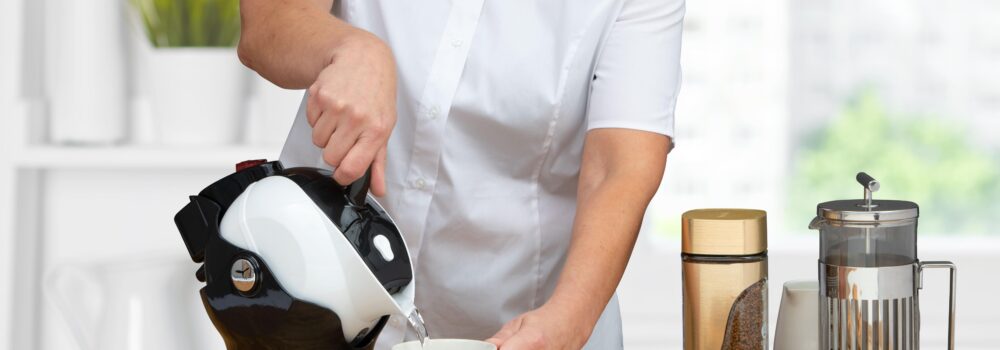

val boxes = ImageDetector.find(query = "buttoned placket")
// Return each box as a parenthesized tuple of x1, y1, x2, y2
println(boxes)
(396, 0, 485, 269)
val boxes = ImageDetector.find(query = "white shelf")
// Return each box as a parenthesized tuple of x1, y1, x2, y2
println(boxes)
(12, 145, 281, 169)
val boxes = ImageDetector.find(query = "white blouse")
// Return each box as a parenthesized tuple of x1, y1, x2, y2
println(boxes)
(280, 0, 684, 348)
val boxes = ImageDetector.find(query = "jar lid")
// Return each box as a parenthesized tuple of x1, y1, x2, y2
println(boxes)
(817, 199, 919, 222)
(682, 209, 767, 256)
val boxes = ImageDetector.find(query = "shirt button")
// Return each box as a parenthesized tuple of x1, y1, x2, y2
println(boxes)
(414, 178, 427, 189)
(428, 106, 440, 120)
(451, 39, 463, 48)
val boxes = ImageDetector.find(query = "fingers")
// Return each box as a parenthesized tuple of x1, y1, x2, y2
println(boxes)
(486, 317, 523, 348)
(311, 110, 338, 148)
(485, 338, 503, 347)
(333, 131, 382, 185)
(306, 87, 322, 127)
(308, 83, 349, 126)
(321, 122, 362, 169)
(370, 146, 388, 197)
(308, 61, 396, 189)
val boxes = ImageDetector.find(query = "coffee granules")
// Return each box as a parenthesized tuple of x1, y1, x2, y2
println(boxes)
(721, 279, 767, 350)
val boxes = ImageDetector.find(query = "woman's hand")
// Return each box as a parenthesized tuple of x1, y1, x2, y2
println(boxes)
(485, 302, 592, 350)
(307, 30, 397, 196)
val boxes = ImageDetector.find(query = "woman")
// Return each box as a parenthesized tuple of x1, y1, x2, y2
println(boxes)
(237, 0, 684, 348)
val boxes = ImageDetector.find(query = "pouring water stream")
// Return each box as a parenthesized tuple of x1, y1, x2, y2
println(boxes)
(407, 308, 430, 347)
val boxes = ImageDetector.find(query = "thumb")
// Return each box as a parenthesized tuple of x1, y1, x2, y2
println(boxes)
(371, 146, 388, 197)
(486, 317, 523, 347)
(496, 329, 544, 350)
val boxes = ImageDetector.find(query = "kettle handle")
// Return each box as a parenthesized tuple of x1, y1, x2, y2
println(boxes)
(918, 261, 957, 350)
(345, 167, 373, 207)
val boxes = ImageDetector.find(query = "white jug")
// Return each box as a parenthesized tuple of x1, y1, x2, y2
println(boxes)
(46, 257, 222, 350)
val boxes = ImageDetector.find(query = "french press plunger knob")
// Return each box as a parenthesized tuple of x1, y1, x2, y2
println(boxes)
(856, 172, 880, 209)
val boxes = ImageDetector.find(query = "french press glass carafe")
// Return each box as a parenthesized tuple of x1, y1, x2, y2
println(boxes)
(809, 172, 956, 350)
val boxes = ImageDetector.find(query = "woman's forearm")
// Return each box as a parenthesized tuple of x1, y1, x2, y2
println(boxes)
(238, 0, 371, 89)
(547, 129, 670, 336)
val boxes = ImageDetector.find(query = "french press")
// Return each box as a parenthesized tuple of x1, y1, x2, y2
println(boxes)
(809, 172, 956, 350)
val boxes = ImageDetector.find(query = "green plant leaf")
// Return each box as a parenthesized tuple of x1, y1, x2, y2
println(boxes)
(129, 0, 240, 47)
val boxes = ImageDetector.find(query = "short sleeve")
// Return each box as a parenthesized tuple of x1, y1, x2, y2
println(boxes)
(586, 0, 685, 138)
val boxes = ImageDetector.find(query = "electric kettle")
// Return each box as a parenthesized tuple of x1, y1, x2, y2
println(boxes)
(174, 160, 417, 349)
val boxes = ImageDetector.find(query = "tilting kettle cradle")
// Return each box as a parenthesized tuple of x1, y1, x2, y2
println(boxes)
(174, 160, 418, 349)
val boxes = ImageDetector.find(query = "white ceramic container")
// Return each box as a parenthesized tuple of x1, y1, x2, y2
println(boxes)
(44, 0, 127, 144)
(45, 257, 223, 350)
(774, 279, 819, 350)
(140, 48, 248, 146)
(0, 0, 23, 104)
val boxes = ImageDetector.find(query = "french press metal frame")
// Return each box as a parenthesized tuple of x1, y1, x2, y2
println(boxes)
(817, 173, 957, 350)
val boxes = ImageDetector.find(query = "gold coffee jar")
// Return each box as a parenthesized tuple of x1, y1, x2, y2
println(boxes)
(682, 209, 768, 350)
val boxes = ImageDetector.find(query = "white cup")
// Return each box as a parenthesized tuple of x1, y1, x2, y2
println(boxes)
(393, 339, 497, 350)
(774, 280, 820, 350)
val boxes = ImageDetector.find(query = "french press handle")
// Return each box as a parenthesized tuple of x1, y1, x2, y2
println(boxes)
(919, 261, 957, 350)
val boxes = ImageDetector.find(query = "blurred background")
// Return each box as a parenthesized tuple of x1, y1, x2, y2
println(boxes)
(0, 0, 997, 349)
